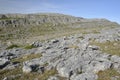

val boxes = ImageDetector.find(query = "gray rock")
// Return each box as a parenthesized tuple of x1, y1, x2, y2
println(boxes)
(79, 41, 89, 51)
(57, 66, 71, 78)
(3, 62, 19, 70)
(2, 74, 21, 80)
(83, 60, 112, 73)
(31, 41, 42, 47)
(2, 77, 8, 80)
(22, 65, 32, 73)
(88, 45, 99, 50)
(111, 55, 120, 63)
(71, 72, 98, 80)
(37, 66, 45, 74)
(0, 58, 10, 69)
(51, 39, 59, 43)
(22, 61, 45, 73)
(110, 55, 120, 73)
(48, 76, 59, 80)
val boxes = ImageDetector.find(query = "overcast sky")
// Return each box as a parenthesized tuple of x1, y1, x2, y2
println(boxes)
(0, 0, 120, 23)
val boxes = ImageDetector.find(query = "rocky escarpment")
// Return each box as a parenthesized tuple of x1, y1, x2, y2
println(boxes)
(0, 13, 82, 27)
(0, 13, 119, 28)
(0, 27, 120, 80)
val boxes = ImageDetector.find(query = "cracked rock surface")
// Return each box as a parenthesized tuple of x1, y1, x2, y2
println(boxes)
(0, 27, 119, 80)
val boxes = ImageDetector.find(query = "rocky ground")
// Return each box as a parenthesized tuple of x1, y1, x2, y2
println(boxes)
(0, 13, 120, 80)
(0, 26, 120, 80)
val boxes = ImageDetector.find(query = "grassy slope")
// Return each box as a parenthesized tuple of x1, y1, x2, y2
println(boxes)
(90, 41, 120, 56)
(0, 21, 118, 45)
(97, 69, 120, 80)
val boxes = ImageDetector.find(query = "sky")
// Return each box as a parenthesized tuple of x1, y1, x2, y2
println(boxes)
(0, 0, 120, 23)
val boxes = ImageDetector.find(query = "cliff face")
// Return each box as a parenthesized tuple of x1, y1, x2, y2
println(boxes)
(0, 13, 118, 28)
(0, 13, 81, 27)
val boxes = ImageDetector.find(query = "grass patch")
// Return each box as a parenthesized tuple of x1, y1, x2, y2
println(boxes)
(0, 67, 22, 80)
(69, 45, 79, 49)
(90, 41, 120, 56)
(0, 21, 113, 41)
(0, 67, 57, 80)
(97, 69, 120, 80)
(24, 45, 37, 49)
(6, 44, 19, 49)
(36, 69, 57, 80)
(0, 68, 57, 80)
(18, 69, 57, 80)
(92, 30, 100, 34)
(11, 53, 42, 63)
(0, 17, 23, 20)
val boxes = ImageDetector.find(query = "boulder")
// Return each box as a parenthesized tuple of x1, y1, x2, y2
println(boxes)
(0, 58, 10, 69)
(31, 41, 42, 47)
(22, 65, 32, 73)
(22, 62, 45, 73)
(88, 45, 99, 50)
(57, 67, 71, 78)
(51, 39, 59, 43)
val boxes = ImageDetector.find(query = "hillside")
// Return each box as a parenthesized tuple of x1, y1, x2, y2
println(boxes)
(0, 13, 119, 43)
(0, 13, 120, 80)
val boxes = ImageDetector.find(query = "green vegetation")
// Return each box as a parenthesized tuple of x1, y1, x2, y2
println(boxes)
(69, 44, 79, 49)
(0, 23, 72, 41)
(0, 17, 23, 20)
(97, 69, 120, 80)
(91, 30, 100, 34)
(90, 41, 120, 56)
(0, 67, 22, 80)
(11, 53, 42, 63)
(24, 45, 37, 49)
(0, 67, 57, 80)
(6, 44, 19, 49)
(0, 20, 117, 42)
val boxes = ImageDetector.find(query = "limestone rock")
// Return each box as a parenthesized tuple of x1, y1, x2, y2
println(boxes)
(71, 73, 98, 80)
(22, 65, 32, 73)
(0, 58, 10, 69)
(48, 76, 59, 80)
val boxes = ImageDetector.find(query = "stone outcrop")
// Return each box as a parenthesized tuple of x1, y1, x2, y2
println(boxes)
(0, 13, 81, 27)
(0, 13, 119, 28)
(0, 58, 10, 69)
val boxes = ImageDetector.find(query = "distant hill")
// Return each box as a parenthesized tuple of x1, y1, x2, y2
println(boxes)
(0, 13, 81, 27)
(0, 13, 118, 27)
(0, 13, 119, 42)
